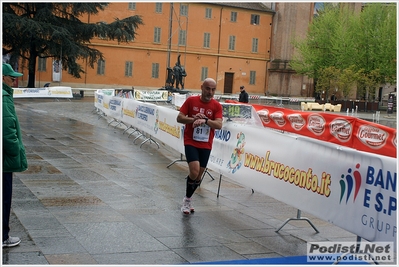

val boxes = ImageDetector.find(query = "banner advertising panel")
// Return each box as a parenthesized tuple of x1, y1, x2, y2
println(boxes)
(13, 86, 72, 98)
(155, 105, 185, 154)
(225, 100, 396, 159)
(134, 89, 169, 101)
(208, 123, 396, 244)
(52, 59, 62, 82)
(98, 89, 115, 96)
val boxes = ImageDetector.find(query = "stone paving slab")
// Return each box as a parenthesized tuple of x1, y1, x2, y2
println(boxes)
(2, 97, 396, 265)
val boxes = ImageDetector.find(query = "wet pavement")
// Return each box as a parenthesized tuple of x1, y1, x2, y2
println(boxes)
(2, 97, 397, 265)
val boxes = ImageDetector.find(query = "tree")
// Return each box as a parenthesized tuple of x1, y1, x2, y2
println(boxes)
(291, 3, 343, 79)
(355, 4, 396, 84)
(316, 66, 340, 101)
(291, 3, 396, 99)
(338, 66, 358, 100)
(3, 3, 143, 88)
(356, 68, 381, 101)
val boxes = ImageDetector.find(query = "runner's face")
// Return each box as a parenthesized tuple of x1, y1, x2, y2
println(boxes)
(201, 81, 216, 102)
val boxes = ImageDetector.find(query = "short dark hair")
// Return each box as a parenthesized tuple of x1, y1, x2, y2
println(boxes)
(240, 86, 244, 89)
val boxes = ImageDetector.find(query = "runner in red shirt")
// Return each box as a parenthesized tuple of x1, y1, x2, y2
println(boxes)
(176, 78, 223, 214)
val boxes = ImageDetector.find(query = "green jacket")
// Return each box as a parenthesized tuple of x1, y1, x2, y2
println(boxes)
(2, 82, 28, 173)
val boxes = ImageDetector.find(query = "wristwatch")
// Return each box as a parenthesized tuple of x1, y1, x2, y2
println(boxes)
(204, 118, 208, 125)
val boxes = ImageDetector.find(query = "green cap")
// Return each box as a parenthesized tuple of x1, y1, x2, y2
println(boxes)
(3, 63, 23, 77)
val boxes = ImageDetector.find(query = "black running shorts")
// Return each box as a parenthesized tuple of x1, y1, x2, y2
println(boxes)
(185, 145, 212, 168)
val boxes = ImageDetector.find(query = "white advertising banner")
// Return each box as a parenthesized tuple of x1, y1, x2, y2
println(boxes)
(208, 123, 397, 244)
(101, 94, 124, 120)
(172, 93, 187, 108)
(155, 105, 185, 154)
(13, 86, 72, 98)
(94, 92, 397, 245)
(119, 98, 185, 154)
(98, 89, 115, 96)
(52, 59, 62, 82)
(94, 91, 104, 109)
(134, 101, 159, 135)
(134, 89, 169, 101)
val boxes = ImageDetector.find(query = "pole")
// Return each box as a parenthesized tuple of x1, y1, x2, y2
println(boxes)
(167, 3, 173, 69)
(216, 7, 223, 81)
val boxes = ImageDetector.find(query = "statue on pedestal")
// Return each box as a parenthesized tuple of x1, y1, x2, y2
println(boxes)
(165, 55, 187, 90)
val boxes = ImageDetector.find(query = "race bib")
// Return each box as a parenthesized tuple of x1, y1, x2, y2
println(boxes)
(193, 124, 210, 142)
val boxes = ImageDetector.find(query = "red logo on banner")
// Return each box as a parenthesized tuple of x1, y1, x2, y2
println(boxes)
(357, 124, 389, 149)
(287, 113, 306, 131)
(330, 118, 352, 142)
(258, 109, 271, 124)
(270, 111, 286, 127)
(307, 114, 326, 135)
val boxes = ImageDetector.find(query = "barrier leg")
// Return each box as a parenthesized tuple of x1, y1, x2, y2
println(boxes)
(107, 118, 117, 127)
(97, 111, 106, 119)
(198, 168, 216, 187)
(122, 125, 133, 135)
(139, 135, 160, 149)
(202, 168, 215, 181)
(217, 174, 222, 198)
(133, 131, 144, 144)
(113, 120, 127, 129)
(275, 209, 319, 233)
(127, 128, 141, 138)
(167, 153, 185, 168)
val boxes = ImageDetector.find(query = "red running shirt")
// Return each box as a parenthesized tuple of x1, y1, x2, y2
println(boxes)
(179, 95, 223, 149)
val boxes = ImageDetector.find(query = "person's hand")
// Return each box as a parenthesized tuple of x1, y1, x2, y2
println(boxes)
(193, 113, 206, 120)
(193, 118, 206, 128)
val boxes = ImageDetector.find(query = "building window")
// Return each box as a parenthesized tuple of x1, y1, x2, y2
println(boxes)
(252, 38, 258, 53)
(230, 11, 237, 22)
(228, 35, 236, 51)
(205, 8, 212, 19)
(128, 3, 136, 10)
(251, 14, 260, 25)
(97, 59, 105, 75)
(155, 3, 162, 13)
(152, 63, 159, 78)
(125, 61, 133, 77)
(154, 27, 161, 43)
(249, 71, 256, 85)
(203, 32, 210, 48)
(38, 57, 46, 71)
(201, 67, 208, 81)
(180, 4, 188, 16)
(178, 30, 186, 46)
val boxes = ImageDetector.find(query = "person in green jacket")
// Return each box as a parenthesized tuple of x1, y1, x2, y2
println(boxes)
(2, 63, 28, 248)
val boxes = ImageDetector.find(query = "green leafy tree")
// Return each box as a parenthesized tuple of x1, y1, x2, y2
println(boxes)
(316, 66, 340, 101)
(291, 4, 341, 79)
(291, 3, 396, 99)
(355, 4, 397, 84)
(356, 68, 381, 101)
(3, 3, 143, 88)
(337, 66, 358, 100)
